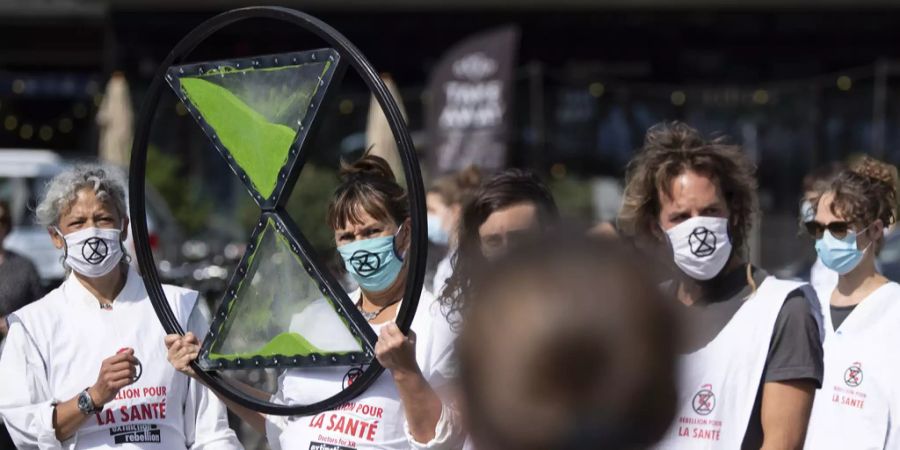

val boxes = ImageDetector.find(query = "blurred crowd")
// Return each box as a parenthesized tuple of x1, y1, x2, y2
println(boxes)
(1, 119, 899, 450)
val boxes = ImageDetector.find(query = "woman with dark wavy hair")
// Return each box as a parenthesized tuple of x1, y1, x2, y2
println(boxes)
(803, 156, 900, 449)
(438, 169, 558, 326)
(619, 122, 823, 449)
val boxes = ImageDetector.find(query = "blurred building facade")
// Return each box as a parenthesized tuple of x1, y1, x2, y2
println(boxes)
(3, 0, 900, 272)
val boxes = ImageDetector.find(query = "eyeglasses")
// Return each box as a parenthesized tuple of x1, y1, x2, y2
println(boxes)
(804, 221, 851, 240)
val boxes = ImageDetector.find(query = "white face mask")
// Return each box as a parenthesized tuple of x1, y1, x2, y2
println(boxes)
(664, 216, 733, 281)
(57, 227, 124, 278)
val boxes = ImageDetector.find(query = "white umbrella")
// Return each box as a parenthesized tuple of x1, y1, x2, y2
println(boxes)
(96, 71, 133, 167)
(365, 74, 407, 185)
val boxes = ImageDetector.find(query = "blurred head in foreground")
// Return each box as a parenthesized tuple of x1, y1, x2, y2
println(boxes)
(457, 234, 678, 450)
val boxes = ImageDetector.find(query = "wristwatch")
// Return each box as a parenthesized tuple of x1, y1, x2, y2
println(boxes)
(77, 388, 101, 415)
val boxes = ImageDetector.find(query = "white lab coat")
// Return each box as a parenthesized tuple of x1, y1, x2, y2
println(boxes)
(265, 289, 463, 450)
(805, 282, 900, 449)
(654, 278, 814, 449)
(0, 268, 242, 450)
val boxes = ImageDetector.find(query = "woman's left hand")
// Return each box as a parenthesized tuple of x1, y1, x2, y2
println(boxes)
(375, 323, 420, 378)
(164, 332, 201, 379)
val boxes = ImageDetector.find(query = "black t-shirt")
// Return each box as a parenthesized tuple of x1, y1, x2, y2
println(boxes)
(0, 251, 44, 317)
(830, 304, 857, 331)
(673, 265, 824, 449)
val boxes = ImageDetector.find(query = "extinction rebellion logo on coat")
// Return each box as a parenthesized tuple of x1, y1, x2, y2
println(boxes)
(692, 384, 716, 415)
(109, 424, 161, 444)
(844, 362, 864, 387)
(342, 367, 363, 389)
(677, 384, 722, 441)
(831, 362, 866, 410)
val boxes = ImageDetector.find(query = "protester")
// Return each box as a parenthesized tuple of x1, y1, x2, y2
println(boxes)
(439, 169, 558, 325)
(617, 122, 823, 449)
(802, 162, 847, 293)
(457, 234, 678, 450)
(0, 199, 44, 341)
(427, 166, 482, 296)
(0, 165, 242, 449)
(166, 155, 462, 450)
(803, 156, 900, 448)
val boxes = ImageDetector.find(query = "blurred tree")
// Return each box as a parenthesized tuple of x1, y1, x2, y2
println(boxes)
(548, 177, 594, 221)
(237, 162, 340, 255)
(286, 164, 341, 253)
(146, 145, 213, 236)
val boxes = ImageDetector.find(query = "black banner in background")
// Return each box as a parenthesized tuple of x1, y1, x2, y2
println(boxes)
(426, 26, 520, 174)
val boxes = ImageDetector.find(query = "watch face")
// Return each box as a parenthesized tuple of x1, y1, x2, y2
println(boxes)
(78, 391, 94, 413)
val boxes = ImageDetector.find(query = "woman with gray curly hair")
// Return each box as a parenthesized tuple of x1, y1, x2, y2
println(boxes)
(0, 164, 242, 449)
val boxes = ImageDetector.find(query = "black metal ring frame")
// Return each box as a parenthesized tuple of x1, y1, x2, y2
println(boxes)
(129, 6, 426, 415)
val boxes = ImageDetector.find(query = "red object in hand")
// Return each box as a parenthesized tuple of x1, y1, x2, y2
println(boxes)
(117, 348, 130, 354)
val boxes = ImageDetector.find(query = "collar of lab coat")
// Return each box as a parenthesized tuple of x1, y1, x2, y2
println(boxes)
(62, 266, 145, 310)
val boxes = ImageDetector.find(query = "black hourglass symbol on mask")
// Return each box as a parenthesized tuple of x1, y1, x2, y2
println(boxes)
(83, 238, 109, 265)
(350, 250, 381, 277)
(688, 227, 716, 257)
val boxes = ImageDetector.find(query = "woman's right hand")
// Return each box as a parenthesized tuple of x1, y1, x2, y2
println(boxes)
(89, 349, 138, 407)
(164, 332, 200, 379)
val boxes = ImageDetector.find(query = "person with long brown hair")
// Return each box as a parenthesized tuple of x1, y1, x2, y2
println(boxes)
(439, 169, 558, 326)
(166, 155, 461, 450)
(803, 156, 900, 449)
(618, 122, 823, 449)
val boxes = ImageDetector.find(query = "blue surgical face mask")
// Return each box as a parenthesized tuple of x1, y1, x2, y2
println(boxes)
(815, 227, 872, 275)
(337, 226, 405, 292)
(427, 214, 450, 246)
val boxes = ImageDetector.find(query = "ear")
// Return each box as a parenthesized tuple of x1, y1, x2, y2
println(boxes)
(49, 227, 65, 250)
(400, 217, 412, 248)
(870, 219, 885, 240)
(400, 217, 412, 241)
